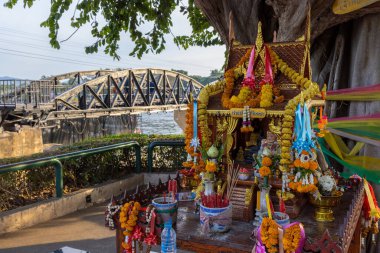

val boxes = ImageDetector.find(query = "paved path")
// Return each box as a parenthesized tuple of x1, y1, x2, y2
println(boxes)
(0, 203, 190, 253)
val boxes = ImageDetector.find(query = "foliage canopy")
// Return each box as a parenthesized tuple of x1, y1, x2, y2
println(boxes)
(4, 0, 222, 59)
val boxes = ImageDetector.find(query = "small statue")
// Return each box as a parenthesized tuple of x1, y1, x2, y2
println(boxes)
(258, 131, 280, 158)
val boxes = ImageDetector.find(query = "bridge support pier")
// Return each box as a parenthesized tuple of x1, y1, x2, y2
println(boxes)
(0, 126, 43, 159)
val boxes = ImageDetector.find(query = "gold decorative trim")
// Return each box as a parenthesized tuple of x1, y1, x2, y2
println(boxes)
(226, 117, 239, 165)
(266, 110, 285, 117)
(206, 108, 285, 118)
(279, 83, 298, 90)
(230, 108, 266, 118)
(206, 110, 231, 116)
(307, 99, 325, 109)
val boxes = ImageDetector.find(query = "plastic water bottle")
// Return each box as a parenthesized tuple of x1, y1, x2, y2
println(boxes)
(161, 219, 176, 253)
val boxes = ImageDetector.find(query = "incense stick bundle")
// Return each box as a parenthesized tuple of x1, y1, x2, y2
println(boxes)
(226, 162, 240, 201)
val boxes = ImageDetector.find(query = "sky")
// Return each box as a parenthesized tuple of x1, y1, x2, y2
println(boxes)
(0, 2, 225, 79)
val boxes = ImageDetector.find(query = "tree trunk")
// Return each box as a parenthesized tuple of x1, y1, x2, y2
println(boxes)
(195, 1, 380, 250)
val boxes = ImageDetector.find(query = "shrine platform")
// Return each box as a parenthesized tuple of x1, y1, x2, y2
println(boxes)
(173, 184, 363, 253)
(176, 202, 253, 253)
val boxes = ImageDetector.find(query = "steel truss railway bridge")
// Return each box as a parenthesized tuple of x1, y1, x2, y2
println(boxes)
(0, 69, 203, 128)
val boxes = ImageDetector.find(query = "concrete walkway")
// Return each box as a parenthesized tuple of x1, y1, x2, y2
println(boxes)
(0, 203, 190, 253)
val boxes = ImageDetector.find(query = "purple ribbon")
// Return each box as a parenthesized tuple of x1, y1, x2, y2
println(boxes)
(255, 241, 266, 253)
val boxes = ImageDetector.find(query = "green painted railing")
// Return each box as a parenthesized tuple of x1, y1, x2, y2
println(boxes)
(147, 140, 185, 172)
(0, 141, 141, 198)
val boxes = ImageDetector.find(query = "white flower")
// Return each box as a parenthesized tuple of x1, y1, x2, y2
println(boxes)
(318, 175, 336, 192)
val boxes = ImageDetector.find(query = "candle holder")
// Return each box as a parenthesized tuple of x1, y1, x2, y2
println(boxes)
(253, 189, 261, 227)
(259, 181, 271, 215)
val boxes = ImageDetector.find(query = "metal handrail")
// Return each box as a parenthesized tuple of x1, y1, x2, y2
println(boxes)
(147, 140, 185, 172)
(0, 141, 141, 198)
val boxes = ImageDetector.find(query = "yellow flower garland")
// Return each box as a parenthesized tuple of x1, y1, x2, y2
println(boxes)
(260, 84, 274, 108)
(261, 217, 279, 253)
(119, 201, 141, 250)
(283, 223, 302, 253)
(197, 80, 225, 148)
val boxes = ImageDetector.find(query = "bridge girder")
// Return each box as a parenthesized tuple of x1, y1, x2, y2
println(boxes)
(47, 68, 203, 121)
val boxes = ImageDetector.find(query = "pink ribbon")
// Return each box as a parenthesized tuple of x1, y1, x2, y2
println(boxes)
(255, 241, 267, 253)
(242, 47, 256, 90)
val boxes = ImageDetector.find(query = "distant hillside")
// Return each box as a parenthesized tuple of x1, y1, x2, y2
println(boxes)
(0, 76, 22, 80)
(171, 69, 223, 86)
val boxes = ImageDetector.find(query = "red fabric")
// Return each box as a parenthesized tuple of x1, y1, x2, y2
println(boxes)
(279, 197, 286, 213)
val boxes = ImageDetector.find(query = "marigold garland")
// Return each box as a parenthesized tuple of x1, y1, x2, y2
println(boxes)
(119, 201, 141, 251)
(261, 217, 279, 253)
(197, 80, 225, 148)
(289, 179, 318, 193)
(260, 84, 274, 108)
(283, 224, 302, 253)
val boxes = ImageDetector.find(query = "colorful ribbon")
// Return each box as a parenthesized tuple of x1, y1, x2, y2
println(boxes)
(326, 83, 380, 101)
(325, 113, 380, 141)
(318, 136, 380, 183)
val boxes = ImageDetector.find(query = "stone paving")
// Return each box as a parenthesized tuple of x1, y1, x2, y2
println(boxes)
(0, 203, 190, 253)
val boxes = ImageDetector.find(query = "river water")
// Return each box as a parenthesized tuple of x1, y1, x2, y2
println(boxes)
(136, 111, 183, 135)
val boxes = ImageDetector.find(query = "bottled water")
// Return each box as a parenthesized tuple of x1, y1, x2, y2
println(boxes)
(161, 219, 176, 253)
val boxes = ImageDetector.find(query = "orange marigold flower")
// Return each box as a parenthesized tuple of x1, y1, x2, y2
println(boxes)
(259, 166, 271, 177)
(205, 161, 217, 173)
(262, 157, 273, 167)
(309, 161, 318, 170)
(300, 161, 310, 169)
(293, 159, 301, 168)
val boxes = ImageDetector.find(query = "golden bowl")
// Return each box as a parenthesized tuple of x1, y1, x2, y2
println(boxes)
(308, 191, 343, 222)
